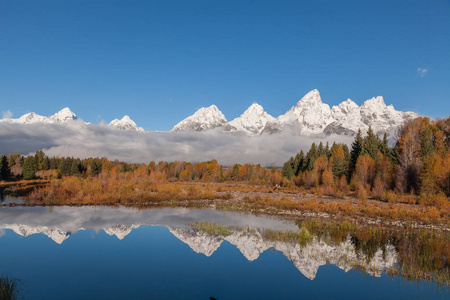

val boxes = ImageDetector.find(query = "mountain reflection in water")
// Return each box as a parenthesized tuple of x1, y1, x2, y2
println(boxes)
(0, 206, 394, 280)
(0, 206, 448, 300)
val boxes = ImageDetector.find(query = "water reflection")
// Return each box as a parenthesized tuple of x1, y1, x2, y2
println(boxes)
(0, 206, 399, 280)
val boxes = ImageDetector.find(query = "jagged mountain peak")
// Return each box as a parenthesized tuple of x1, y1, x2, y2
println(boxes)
(16, 112, 48, 124)
(50, 107, 77, 123)
(278, 89, 333, 135)
(340, 98, 359, 108)
(295, 89, 322, 106)
(244, 103, 264, 114)
(331, 99, 360, 118)
(229, 103, 277, 136)
(361, 96, 386, 109)
(172, 104, 228, 132)
(109, 115, 144, 132)
(194, 104, 224, 117)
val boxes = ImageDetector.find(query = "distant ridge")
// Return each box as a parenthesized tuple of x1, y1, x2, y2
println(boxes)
(172, 89, 418, 136)
(0, 89, 419, 136)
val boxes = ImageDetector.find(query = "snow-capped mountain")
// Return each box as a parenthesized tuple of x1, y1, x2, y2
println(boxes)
(171, 89, 418, 137)
(15, 112, 49, 124)
(172, 105, 231, 132)
(109, 115, 144, 132)
(166, 226, 397, 280)
(169, 227, 223, 257)
(0, 89, 418, 137)
(49, 107, 77, 123)
(229, 103, 278, 136)
(277, 89, 335, 135)
(2, 224, 71, 244)
(0, 107, 146, 132)
(104, 224, 142, 240)
(0, 206, 398, 280)
(324, 96, 418, 136)
(1, 107, 77, 125)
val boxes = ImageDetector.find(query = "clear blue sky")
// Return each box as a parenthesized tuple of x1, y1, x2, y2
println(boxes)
(1, 0, 449, 130)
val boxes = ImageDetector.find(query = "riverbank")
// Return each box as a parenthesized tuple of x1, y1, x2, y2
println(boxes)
(4, 180, 449, 231)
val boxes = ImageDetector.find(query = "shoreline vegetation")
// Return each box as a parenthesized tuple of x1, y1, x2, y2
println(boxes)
(0, 116, 449, 230)
(191, 220, 450, 292)
(189, 220, 450, 287)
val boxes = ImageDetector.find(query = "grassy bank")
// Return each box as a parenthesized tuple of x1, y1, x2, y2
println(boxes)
(8, 176, 446, 230)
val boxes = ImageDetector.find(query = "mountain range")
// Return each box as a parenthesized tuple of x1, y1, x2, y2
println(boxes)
(0, 89, 418, 136)
(0, 107, 145, 132)
(173, 89, 418, 136)
(1, 222, 396, 280)
(0, 206, 398, 280)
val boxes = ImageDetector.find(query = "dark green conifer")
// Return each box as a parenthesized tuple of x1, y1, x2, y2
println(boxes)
(282, 159, 294, 179)
(305, 143, 319, 171)
(22, 156, 37, 179)
(71, 159, 81, 175)
(420, 127, 434, 158)
(363, 126, 380, 161)
(349, 129, 364, 179)
(379, 133, 390, 157)
(0, 155, 11, 180)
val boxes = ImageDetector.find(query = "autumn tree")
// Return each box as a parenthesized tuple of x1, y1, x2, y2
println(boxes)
(353, 154, 376, 188)
(395, 120, 423, 193)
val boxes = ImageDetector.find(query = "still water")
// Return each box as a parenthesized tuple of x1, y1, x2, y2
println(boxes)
(0, 205, 447, 299)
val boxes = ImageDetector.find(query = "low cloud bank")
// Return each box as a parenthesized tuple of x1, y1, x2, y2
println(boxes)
(0, 121, 353, 167)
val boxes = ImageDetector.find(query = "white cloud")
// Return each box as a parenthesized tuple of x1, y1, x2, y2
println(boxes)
(0, 121, 353, 167)
(2, 110, 13, 119)
(417, 67, 429, 77)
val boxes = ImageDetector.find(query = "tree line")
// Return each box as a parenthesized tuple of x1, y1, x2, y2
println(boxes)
(0, 151, 283, 186)
(1, 115, 449, 200)
(282, 116, 450, 198)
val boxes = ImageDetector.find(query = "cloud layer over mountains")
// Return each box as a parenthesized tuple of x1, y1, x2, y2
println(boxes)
(0, 120, 352, 166)
(0, 89, 417, 166)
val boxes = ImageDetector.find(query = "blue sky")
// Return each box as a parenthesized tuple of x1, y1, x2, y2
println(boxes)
(0, 0, 449, 131)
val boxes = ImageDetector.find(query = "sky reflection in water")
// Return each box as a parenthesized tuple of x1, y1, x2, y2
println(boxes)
(0, 206, 446, 300)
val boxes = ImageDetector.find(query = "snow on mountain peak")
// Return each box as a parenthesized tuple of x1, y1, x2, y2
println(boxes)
(246, 103, 264, 114)
(16, 112, 48, 124)
(109, 115, 144, 132)
(172, 104, 228, 131)
(331, 99, 360, 119)
(229, 103, 277, 136)
(361, 96, 386, 110)
(50, 107, 77, 123)
(296, 89, 322, 106)
(278, 89, 334, 135)
(325, 95, 418, 136)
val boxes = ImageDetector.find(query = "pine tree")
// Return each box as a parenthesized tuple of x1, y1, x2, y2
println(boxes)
(282, 160, 294, 179)
(49, 157, 58, 170)
(59, 158, 73, 175)
(364, 126, 380, 161)
(22, 156, 37, 179)
(349, 129, 364, 179)
(379, 133, 390, 157)
(293, 151, 305, 176)
(42, 156, 50, 171)
(420, 126, 434, 158)
(318, 142, 325, 157)
(325, 142, 330, 158)
(34, 150, 46, 171)
(305, 143, 319, 171)
(330, 144, 347, 180)
(71, 159, 81, 175)
(90, 160, 103, 176)
(0, 155, 11, 180)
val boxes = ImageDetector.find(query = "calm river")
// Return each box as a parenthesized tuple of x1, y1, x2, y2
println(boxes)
(0, 203, 448, 299)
